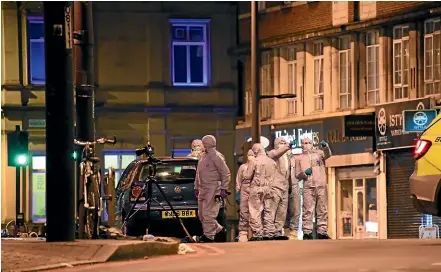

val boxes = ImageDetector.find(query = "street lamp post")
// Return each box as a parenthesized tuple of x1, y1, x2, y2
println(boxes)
(250, 2, 297, 146)
(251, 1, 260, 145)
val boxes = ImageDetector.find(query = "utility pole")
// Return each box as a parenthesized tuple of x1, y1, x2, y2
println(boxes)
(73, 1, 95, 239)
(44, 1, 75, 242)
(251, 1, 261, 145)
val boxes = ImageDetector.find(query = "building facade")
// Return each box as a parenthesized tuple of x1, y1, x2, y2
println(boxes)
(235, 1, 441, 239)
(1, 2, 239, 225)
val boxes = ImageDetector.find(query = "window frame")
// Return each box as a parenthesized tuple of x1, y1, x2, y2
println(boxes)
(260, 50, 273, 96)
(366, 30, 380, 106)
(338, 36, 352, 109)
(285, 47, 298, 116)
(245, 88, 252, 115)
(424, 18, 441, 96)
(392, 24, 410, 101)
(313, 42, 324, 112)
(103, 150, 137, 187)
(27, 16, 45, 85)
(169, 19, 211, 87)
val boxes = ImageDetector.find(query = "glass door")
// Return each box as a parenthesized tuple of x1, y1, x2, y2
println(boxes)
(337, 177, 378, 239)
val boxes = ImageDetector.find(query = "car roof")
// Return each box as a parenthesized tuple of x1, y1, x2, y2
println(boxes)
(132, 156, 198, 163)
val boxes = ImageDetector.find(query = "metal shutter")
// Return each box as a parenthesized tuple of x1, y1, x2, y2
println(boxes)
(386, 149, 420, 239)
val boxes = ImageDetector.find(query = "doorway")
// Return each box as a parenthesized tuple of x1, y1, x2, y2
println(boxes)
(336, 176, 378, 239)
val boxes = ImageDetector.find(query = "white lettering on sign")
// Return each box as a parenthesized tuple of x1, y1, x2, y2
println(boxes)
(64, 5, 72, 49)
(275, 128, 320, 148)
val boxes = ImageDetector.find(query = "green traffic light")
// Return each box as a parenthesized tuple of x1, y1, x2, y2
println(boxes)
(16, 154, 28, 165)
(72, 151, 78, 160)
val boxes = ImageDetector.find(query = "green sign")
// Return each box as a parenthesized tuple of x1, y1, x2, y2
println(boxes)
(32, 173, 46, 222)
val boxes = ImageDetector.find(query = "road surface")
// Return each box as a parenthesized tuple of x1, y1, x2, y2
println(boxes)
(53, 239, 441, 272)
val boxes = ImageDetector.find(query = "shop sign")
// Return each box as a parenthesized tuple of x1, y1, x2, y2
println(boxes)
(274, 123, 322, 154)
(344, 114, 375, 137)
(28, 119, 46, 128)
(323, 117, 373, 155)
(375, 98, 431, 150)
(402, 109, 438, 133)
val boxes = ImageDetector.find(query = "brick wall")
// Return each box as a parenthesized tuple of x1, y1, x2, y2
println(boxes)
(377, 1, 438, 18)
(239, 2, 333, 44)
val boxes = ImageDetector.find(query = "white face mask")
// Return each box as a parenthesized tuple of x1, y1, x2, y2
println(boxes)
(303, 143, 313, 152)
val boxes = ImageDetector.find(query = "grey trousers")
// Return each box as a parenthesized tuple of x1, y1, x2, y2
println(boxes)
(285, 181, 301, 231)
(303, 185, 328, 235)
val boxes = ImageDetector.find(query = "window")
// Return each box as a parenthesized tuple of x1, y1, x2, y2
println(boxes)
(339, 37, 352, 109)
(424, 18, 441, 96)
(258, 1, 266, 11)
(104, 151, 137, 188)
(313, 42, 324, 111)
(366, 30, 380, 105)
(245, 89, 252, 115)
(139, 160, 198, 183)
(261, 51, 273, 95)
(285, 47, 297, 115)
(393, 25, 410, 101)
(31, 154, 46, 223)
(171, 148, 191, 157)
(170, 19, 210, 87)
(28, 17, 45, 84)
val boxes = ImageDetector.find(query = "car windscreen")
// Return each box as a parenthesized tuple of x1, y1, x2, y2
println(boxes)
(138, 160, 197, 183)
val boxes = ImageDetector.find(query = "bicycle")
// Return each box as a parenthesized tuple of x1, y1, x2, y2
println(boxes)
(74, 136, 116, 239)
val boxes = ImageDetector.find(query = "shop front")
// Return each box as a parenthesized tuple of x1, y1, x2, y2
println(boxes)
(374, 98, 441, 239)
(322, 116, 382, 240)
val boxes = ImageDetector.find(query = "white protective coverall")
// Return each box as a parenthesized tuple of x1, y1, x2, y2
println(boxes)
(243, 143, 277, 239)
(235, 149, 255, 242)
(194, 135, 231, 240)
(295, 137, 331, 238)
(187, 139, 204, 159)
(267, 136, 291, 238)
(285, 155, 301, 240)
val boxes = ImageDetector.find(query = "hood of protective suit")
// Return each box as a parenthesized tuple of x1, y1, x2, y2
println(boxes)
(274, 136, 288, 149)
(251, 143, 266, 156)
(191, 139, 204, 151)
(247, 149, 255, 157)
(302, 137, 313, 153)
(202, 135, 217, 151)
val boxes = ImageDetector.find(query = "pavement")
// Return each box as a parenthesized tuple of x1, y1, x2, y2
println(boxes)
(49, 239, 441, 272)
(1, 237, 179, 272)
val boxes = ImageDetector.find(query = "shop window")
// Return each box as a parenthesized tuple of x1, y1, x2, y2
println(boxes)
(170, 19, 210, 87)
(103, 151, 136, 188)
(424, 18, 441, 96)
(285, 47, 298, 116)
(28, 16, 45, 85)
(366, 30, 380, 105)
(31, 154, 46, 223)
(393, 25, 410, 101)
(338, 36, 352, 109)
(313, 42, 324, 111)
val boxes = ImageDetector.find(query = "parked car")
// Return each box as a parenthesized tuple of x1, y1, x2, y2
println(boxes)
(115, 157, 227, 239)
(410, 112, 441, 216)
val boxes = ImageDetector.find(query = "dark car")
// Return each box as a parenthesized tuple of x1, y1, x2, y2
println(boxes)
(115, 157, 227, 239)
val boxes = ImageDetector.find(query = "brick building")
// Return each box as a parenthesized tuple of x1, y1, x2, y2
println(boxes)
(235, 1, 441, 239)
(1, 1, 239, 231)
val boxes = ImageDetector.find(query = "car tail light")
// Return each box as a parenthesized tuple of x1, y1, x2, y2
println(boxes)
(414, 139, 432, 160)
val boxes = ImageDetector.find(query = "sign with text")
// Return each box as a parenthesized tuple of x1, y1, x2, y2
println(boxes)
(28, 119, 46, 128)
(402, 109, 438, 133)
(323, 117, 373, 155)
(344, 114, 375, 137)
(375, 98, 431, 150)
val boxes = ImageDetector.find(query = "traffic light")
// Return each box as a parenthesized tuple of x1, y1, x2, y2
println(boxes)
(7, 128, 29, 167)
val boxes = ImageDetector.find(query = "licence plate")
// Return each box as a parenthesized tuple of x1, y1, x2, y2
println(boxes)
(161, 210, 196, 219)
